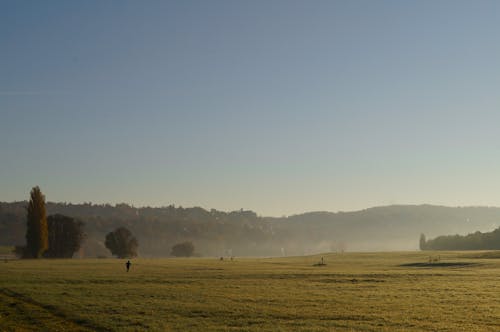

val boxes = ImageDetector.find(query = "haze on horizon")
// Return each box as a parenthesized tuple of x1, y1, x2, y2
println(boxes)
(2, 1, 500, 217)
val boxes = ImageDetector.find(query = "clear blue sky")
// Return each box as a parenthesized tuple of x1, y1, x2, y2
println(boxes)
(2, 0, 500, 216)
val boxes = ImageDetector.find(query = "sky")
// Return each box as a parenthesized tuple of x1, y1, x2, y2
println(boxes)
(2, 0, 500, 216)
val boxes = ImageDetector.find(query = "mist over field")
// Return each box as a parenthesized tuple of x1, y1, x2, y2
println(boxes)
(3, 202, 500, 257)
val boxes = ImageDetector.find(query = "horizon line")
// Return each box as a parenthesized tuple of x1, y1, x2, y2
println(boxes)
(2, 200, 500, 218)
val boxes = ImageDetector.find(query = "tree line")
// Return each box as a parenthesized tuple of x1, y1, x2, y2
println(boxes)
(15, 186, 500, 256)
(14, 186, 197, 259)
(420, 227, 500, 250)
(7, 199, 500, 256)
(15, 186, 138, 258)
(3, 196, 275, 257)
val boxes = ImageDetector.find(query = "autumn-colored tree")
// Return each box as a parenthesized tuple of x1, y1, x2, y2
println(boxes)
(25, 186, 48, 258)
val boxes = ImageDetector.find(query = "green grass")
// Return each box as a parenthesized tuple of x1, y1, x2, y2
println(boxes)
(1, 251, 500, 331)
(0, 246, 13, 255)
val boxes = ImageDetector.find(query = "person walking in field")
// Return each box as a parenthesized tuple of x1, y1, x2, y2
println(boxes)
(126, 260, 131, 272)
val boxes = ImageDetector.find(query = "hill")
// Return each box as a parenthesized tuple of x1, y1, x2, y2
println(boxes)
(2, 202, 500, 257)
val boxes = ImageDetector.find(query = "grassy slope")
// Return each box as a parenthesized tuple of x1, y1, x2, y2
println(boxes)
(1, 252, 500, 331)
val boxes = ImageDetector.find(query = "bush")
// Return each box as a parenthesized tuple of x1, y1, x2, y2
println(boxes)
(171, 241, 194, 257)
(12, 245, 27, 258)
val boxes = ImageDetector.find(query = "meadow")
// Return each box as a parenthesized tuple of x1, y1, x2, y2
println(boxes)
(1, 251, 500, 331)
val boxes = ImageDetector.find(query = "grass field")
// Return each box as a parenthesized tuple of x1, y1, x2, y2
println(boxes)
(0, 246, 14, 256)
(1, 251, 500, 331)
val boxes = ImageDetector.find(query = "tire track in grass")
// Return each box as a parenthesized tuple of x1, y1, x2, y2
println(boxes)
(0, 288, 111, 332)
(0, 290, 79, 331)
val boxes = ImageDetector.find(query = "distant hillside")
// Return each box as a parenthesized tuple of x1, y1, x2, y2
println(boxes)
(2, 202, 500, 257)
(269, 205, 500, 252)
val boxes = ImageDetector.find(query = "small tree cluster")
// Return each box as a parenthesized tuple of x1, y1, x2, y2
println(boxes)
(19, 187, 85, 259)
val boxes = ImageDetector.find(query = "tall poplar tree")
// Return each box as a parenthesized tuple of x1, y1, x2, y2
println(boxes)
(26, 186, 48, 258)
